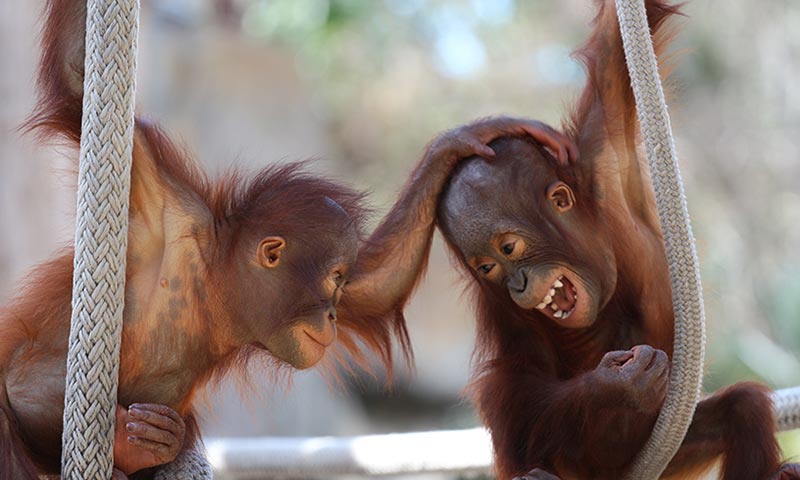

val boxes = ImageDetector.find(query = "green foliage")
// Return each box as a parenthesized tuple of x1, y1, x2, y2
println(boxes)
(779, 430, 800, 460)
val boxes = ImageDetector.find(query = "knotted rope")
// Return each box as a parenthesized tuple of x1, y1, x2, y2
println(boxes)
(614, 0, 706, 478)
(62, 0, 210, 477)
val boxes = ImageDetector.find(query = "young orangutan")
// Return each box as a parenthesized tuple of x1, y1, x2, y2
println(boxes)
(0, 1, 573, 478)
(429, 1, 800, 479)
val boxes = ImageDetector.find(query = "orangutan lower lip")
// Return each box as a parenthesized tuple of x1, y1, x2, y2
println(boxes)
(303, 323, 336, 347)
(534, 275, 578, 319)
(304, 331, 326, 347)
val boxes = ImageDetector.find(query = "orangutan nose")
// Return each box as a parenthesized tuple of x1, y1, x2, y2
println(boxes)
(327, 307, 337, 323)
(508, 270, 528, 293)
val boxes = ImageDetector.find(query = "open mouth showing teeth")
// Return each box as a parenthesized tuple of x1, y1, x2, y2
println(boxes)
(535, 275, 578, 320)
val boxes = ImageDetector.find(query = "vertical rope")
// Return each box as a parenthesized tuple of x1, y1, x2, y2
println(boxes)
(774, 387, 800, 432)
(614, 0, 706, 478)
(60, 2, 213, 477)
(61, 0, 140, 477)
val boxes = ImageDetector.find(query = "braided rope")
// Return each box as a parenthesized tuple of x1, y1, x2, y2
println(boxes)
(60, 1, 212, 478)
(614, 0, 706, 478)
(61, 0, 140, 477)
(774, 387, 800, 432)
(154, 448, 215, 480)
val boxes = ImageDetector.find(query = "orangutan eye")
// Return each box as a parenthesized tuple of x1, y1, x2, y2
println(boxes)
(501, 242, 516, 255)
(332, 269, 345, 286)
(478, 264, 495, 275)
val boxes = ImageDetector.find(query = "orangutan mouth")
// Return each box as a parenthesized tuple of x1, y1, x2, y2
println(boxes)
(534, 275, 578, 319)
(303, 323, 336, 348)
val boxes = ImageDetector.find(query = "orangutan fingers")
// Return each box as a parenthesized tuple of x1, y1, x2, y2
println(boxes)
(599, 349, 635, 369)
(466, 137, 497, 160)
(127, 434, 176, 458)
(128, 403, 185, 435)
(125, 420, 179, 447)
(465, 116, 578, 165)
(518, 121, 578, 165)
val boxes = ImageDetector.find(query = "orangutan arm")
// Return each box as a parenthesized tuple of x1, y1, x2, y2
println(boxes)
(339, 117, 576, 332)
(483, 346, 668, 479)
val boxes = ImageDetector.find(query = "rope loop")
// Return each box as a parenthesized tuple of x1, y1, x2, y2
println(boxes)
(614, 0, 706, 478)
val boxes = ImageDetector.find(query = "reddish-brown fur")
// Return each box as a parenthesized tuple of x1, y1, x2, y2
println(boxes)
(2, 0, 416, 477)
(435, 1, 800, 479)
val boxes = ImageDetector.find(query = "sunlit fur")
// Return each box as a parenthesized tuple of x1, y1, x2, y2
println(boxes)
(437, 1, 796, 479)
(0, 0, 410, 477)
(20, 0, 409, 383)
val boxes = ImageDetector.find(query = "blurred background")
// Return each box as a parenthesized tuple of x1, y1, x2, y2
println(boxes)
(1, 0, 799, 477)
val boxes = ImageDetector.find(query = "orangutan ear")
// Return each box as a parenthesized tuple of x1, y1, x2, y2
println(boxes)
(257, 236, 286, 268)
(547, 181, 575, 213)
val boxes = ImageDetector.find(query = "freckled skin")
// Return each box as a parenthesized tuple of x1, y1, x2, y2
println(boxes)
(2, 6, 597, 480)
(2, 163, 363, 479)
(169, 276, 182, 292)
(0, 1, 375, 477)
(114, 198, 361, 410)
(2, 24, 577, 479)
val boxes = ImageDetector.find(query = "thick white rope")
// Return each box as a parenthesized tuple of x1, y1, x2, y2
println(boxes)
(61, 0, 140, 477)
(614, 0, 706, 479)
(62, 1, 211, 477)
(774, 387, 800, 432)
(154, 448, 215, 480)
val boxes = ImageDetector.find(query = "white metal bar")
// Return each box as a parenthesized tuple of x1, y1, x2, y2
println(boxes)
(205, 387, 800, 479)
(206, 427, 493, 479)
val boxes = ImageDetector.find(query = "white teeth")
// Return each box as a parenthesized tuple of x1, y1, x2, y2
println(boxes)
(536, 276, 578, 317)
